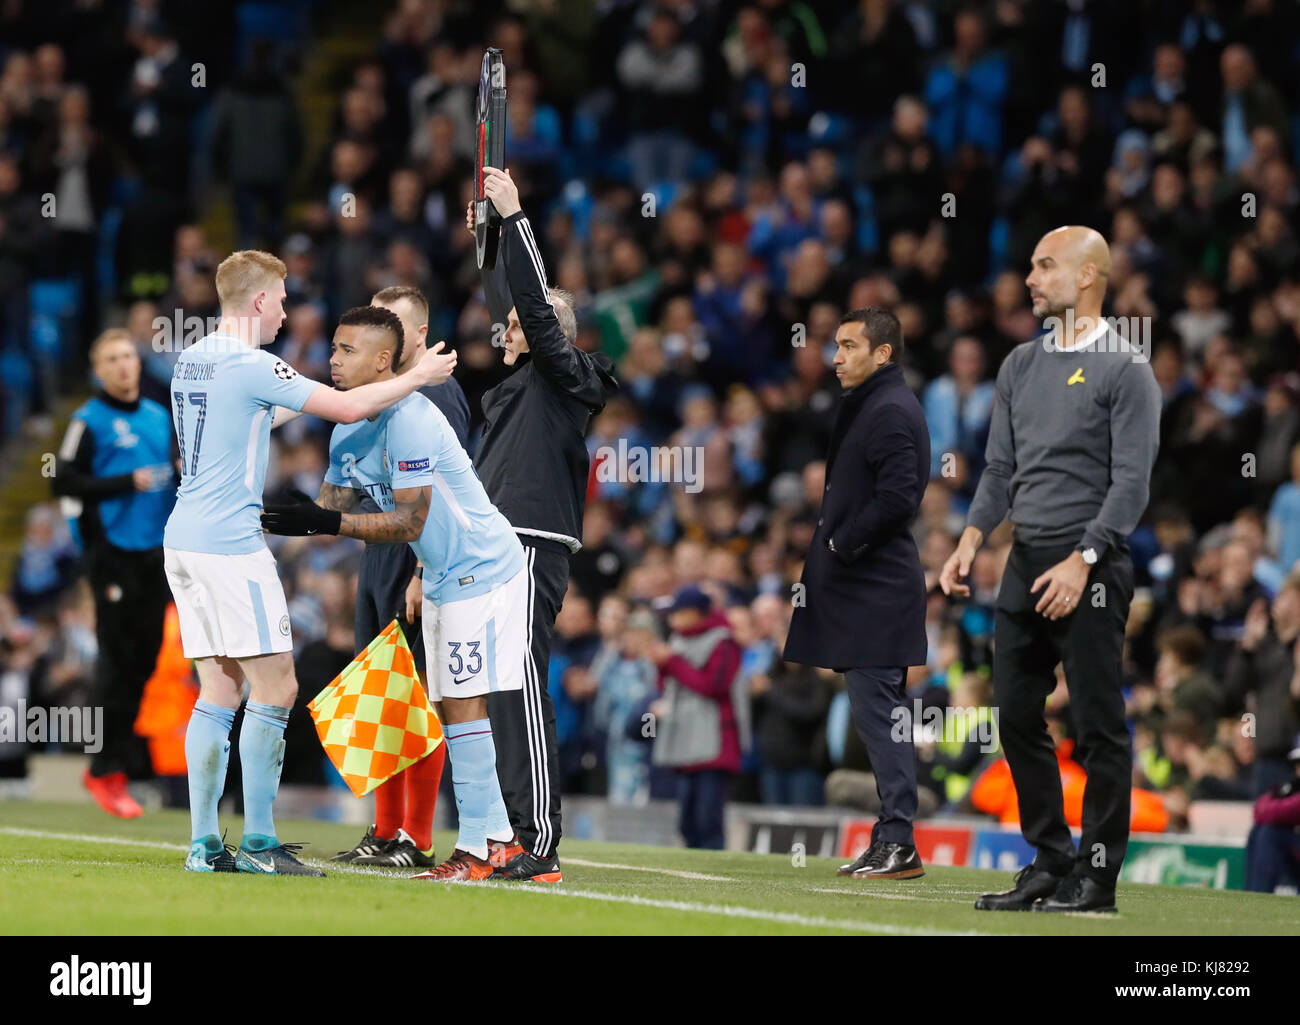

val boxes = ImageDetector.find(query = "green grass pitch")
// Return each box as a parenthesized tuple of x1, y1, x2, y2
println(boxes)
(0, 802, 1294, 935)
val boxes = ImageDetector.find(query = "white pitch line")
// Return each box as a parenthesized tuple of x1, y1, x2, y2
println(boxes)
(561, 857, 732, 882)
(809, 887, 974, 905)
(479, 883, 989, 935)
(0, 826, 993, 934)
(1, 829, 731, 883)
(323, 858, 732, 883)
(0, 826, 187, 852)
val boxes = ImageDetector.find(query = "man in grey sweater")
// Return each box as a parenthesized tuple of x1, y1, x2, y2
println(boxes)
(940, 225, 1161, 913)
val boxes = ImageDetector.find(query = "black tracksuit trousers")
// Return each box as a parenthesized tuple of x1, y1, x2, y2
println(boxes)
(487, 537, 568, 859)
(87, 545, 170, 778)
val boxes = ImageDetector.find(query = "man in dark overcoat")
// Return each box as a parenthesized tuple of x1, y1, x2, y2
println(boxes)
(785, 307, 930, 879)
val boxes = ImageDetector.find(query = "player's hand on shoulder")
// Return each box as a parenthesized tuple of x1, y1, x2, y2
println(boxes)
(415, 340, 457, 386)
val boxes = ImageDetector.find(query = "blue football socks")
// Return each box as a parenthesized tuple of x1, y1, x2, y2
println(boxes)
(239, 701, 291, 849)
(185, 700, 236, 843)
(446, 719, 513, 861)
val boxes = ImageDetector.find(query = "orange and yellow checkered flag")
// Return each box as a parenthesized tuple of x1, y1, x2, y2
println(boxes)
(307, 619, 444, 798)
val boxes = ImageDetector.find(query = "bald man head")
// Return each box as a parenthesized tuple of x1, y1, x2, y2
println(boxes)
(1025, 225, 1112, 329)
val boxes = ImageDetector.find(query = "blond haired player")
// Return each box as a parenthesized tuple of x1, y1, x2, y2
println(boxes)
(165, 250, 456, 875)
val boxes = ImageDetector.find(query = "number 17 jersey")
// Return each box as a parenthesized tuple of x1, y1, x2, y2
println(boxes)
(164, 333, 318, 555)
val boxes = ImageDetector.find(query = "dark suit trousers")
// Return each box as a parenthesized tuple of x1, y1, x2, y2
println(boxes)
(993, 541, 1134, 885)
(845, 666, 917, 846)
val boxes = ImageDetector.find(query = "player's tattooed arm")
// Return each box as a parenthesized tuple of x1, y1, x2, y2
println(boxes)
(317, 482, 365, 513)
(339, 485, 431, 543)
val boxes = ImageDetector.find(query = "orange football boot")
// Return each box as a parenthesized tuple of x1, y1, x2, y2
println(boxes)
(488, 836, 524, 870)
(411, 849, 495, 882)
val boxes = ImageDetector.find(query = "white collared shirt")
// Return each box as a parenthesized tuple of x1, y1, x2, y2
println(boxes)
(1054, 317, 1109, 352)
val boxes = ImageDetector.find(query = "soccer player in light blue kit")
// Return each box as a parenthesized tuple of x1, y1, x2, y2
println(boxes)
(165, 251, 457, 876)
(261, 305, 530, 881)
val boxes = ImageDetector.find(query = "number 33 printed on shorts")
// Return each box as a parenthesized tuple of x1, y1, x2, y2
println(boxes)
(447, 640, 482, 685)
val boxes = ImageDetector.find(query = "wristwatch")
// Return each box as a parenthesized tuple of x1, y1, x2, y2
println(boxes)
(1078, 546, 1098, 566)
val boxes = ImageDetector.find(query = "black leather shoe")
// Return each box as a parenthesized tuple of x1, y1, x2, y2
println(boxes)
(1032, 873, 1117, 913)
(837, 840, 882, 876)
(974, 862, 1066, 911)
(842, 841, 924, 880)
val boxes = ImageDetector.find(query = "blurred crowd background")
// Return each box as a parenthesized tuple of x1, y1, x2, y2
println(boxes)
(3, 0, 1300, 834)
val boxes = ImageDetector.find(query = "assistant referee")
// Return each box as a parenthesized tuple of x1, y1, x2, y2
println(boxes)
(939, 226, 1160, 914)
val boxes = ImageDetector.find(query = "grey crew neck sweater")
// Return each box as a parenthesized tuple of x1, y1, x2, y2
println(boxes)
(965, 326, 1161, 556)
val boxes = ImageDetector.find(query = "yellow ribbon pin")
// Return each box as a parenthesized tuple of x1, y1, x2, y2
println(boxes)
(1067, 368, 1085, 386)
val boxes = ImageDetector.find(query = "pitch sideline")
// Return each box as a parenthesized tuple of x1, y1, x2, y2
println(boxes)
(0, 824, 990, 936)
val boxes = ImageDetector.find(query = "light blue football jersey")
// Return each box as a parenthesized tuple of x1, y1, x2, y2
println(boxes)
(325, 392, 524, 604)
(164, 334, 319, 554)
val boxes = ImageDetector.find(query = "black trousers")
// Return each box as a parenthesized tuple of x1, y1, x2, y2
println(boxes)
(87, 545, 170, 778)
(356, 541, 423, 661)
(845, 666, 917, 846)
(487, 538, 567, 858)
(993, 540, 1134, 885)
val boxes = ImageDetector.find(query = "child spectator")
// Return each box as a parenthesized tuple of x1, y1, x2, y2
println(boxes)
(648, 586, 744, 848)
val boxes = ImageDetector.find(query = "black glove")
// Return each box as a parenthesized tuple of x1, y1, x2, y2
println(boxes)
(260, 487, 342, 536)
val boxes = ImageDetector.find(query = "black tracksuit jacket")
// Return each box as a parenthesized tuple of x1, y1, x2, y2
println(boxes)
(477, 211, 618, 550)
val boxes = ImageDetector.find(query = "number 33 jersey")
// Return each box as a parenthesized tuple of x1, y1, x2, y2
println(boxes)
(326, 391, 525, 606)
(164, 333, 318, 555)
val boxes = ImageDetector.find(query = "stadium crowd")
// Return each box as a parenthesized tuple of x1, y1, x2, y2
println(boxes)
(2, 0, 1300, 847)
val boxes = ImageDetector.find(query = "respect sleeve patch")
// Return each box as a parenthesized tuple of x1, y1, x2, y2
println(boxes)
(398, 458, 430, 472)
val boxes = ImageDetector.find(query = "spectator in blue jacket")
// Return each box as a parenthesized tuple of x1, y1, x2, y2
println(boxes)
(923, 335, 994, 509)
(923, 8, 1008, 159)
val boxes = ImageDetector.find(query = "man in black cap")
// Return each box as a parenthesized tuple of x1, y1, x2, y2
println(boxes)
(784, 308, 930, 880)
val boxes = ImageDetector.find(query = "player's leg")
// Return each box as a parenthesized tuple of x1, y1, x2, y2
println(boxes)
(410, 694, 499, 880)
(412, 582, 518, 882)
(165, 547, 239, 872)
(203, 546, 321, 876)
(232, 650, 321, 875)
(182, 655, 242, 872)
